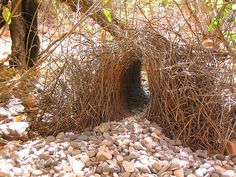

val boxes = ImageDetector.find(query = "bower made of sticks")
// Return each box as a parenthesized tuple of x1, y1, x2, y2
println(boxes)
(35, 31, 236, 153)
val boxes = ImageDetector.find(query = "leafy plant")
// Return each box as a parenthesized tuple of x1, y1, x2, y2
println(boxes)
(208, 1, 234, 31)
(2, 7, 11, 25)
(102, 8, 112, 22)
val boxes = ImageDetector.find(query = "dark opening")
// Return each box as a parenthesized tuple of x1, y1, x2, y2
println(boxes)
(124, 60, 149, 115)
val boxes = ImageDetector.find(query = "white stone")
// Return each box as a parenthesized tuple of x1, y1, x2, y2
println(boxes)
(31, 170, 43, 176)
(133, 142, 145, 150)
(221, 170, 235, 177)
(8, 122, 29, 134)
(195, 168, 207, 177)
(68, 156, 85, 174)
(12, 167, 22, 176)
(81, 155, 90, 164)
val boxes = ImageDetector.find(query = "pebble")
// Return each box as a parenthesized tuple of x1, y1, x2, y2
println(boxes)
(12, 167, 22, 176)
(195, 168, 207, 177)
(56, 132, 65, 139)
(87, 150, 96, 158)
(122, 161, 135, 173)
(45, 136, 56, 142)
(133, 142, 145, 150)
(101, 139, 113, 146)
(129, 151, 139, 159)
(31, 170, 43, 176)
(81, 155, 90, 163)
(103, 164, 119, 173)
(96, 151, 112, 161)
(71, 150, 81, 156)
(116, 155, 124, 162)
(38, 153, 50, 160)
(0, 117, 234, 177)
(215, 154, 225, 161)
(174, 168, 184, 177)
(152, 161, 163, 171)
(0, 170, 12, 177)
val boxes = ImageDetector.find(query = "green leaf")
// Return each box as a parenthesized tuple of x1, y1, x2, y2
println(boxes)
(103, 0, 110, 4)
(225, 32, 236, 41)
(208, 2, 234, 31)
(208, 18, 219, 31)
(102, 8, 112, 22)
(2, 7, 11, 25)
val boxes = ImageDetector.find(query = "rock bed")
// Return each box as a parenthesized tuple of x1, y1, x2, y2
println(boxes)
(0, 116, 236, 177)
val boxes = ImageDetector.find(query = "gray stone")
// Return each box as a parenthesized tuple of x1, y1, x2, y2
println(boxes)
(129, 152, 139, 160)
(214, 165, 226, 174)
(140, 166, 151, 173)
(133, 142, 145, 150)
(56, 132, 65, 139)
(38, 153, 50, 160)
(103, 164, 119, 173)
(78, 135, 89, 141)
(45, 136, 55, 142)
(44, 158, 54, 167)
(87, 150, 96, 158)
(231, 157, 236, 164)
(71, 150, 81, 156)
(215, 154, 225, 161)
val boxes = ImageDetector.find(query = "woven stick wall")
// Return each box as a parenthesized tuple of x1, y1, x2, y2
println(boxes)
(141, 31, 236, 153)
(34, 30, 235, 153)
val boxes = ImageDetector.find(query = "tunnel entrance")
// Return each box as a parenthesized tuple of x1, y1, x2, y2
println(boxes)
(123, 60, 149, 115)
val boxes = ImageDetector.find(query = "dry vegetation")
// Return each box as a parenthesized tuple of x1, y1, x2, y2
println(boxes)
(1, 0, 236, 154)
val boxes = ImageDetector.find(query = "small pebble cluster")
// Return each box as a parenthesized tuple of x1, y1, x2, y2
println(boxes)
(0, 116, 236, 177)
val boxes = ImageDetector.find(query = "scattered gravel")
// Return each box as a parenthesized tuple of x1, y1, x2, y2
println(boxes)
(0, 116, 236, 177)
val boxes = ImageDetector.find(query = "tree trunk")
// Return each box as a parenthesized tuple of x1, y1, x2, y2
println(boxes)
(0, 0, 40, 68)
(9, 0, 27, 68)
(22, 0, 40, 67)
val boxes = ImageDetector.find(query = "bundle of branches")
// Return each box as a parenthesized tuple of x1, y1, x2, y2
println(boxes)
(28, 0, 236, 154)
(140, 31, 236, 154)
(33, 39, 145, 135)
(33, 28, 235, 154)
